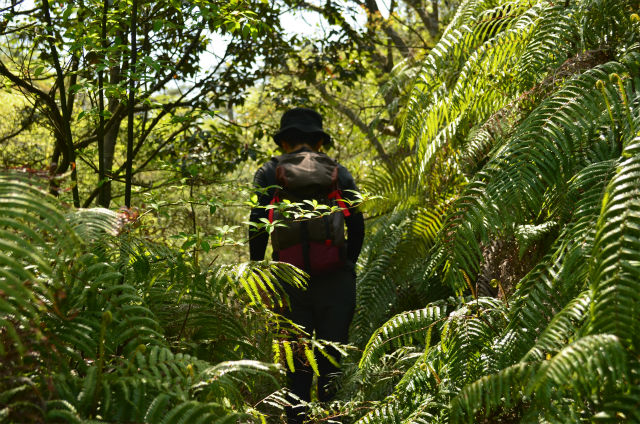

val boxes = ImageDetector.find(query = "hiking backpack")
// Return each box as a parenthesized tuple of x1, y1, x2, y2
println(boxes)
(268, 151, 351, 274)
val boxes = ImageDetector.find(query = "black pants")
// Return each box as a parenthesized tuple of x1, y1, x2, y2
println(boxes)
(283, 265, 356, 424)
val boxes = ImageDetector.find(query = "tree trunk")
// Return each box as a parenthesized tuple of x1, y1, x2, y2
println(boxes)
(42, 0, 80, 207)
(124, 0, 138, 208)
(96, 0, 109, 208)
(97, 56, 124, 208)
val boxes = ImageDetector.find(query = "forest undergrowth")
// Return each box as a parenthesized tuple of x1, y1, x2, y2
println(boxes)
(3, 0, 640, 422)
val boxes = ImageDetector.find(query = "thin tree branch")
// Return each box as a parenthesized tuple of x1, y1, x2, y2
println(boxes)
(315, 83, 391, 166)
(0, 104, 37, 144)
(297, 0, 389, 68)
(0, 61, 54, 107)
(82, 117, 196, 207)
(125, 0, 138, 207)
(405, 0, 439, 38)
(364, 0, 413, 59)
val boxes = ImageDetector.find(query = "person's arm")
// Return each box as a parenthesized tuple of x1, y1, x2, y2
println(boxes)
(248, 164, 273, 261)
(345, 210, 365, 264)
(339, 166, 365, 264)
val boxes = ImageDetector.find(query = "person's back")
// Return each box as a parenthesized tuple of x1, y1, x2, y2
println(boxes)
(248, 107, 364, 423)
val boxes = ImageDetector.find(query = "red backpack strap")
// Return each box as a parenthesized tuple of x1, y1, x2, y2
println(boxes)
(328, 189, 351, 217)
(268, 192, 280, 223)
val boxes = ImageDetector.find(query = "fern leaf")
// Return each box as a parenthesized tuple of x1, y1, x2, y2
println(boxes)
(450, 362, 535, 424)
(360, 304, 447, 370)
(527, 334, 627, 402)
(590, 140, 640, 350)
(522, 290, 591, 361)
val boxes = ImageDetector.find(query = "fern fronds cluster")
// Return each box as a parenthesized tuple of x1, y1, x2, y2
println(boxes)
(348, 0, 640, 421)
(0, 174, 302, 423)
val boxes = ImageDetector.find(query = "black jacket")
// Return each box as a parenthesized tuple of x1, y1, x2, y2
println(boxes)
(249, 149, 365, 264)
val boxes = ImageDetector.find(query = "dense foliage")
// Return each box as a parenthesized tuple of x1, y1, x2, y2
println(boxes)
(0, 174, 314, 422)
(346, 0, 640, 421)
(3, 0, 640, 422)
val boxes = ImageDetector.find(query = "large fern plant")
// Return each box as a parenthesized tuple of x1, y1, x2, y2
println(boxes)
(0, 174, 306, 423)
(346, 0, 640, 422)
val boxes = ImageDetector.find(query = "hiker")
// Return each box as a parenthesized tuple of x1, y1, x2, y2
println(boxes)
(249, 107, 365, 423)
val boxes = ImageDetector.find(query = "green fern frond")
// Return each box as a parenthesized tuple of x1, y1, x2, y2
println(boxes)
(106, 287, 165, 355)
(592, 383, 640, 422)
(527, 334, 627, 403)
(360, 304, 447, 370)
(348, 0, 640, 422)
(45, 399, 83, 424)
(516, 5, 576, 87)
(576, 0, 638, 51)
(0, 175, 70, 354)
(362, 158, 423, 215)
(157, 401, 246, 424)
(392, 341, 449, 399)
(440, 297, 508, 386)
(221, 261, 306, 307)
(503, 246, 586, 360)
(459, 119, 507, 174)
(403, 1, 565, 161)
(450, 362, 535, 424)
(67, 208, 121, 241)
(522, 290, 590, 362)
(354, 396, 408, 424)
(144, 394, 172, 423)
(193, 359, 281, 407)
(351, 216, 411, 347)
(515, 221, 558, 258)
(129, 346, 207, 396)
(0, 174, 287, 423)
(451, 334, 628, 423)
(504, 159, 616, 357)
(590, 140, 640, 350)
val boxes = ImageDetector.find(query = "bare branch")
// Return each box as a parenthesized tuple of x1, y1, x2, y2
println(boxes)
(0, 104, 38, 145)
(0, 60, 54, 107)
(297, 0, 390, 68)
(405, 0, 439, 38)
(315, 83, 391, 166)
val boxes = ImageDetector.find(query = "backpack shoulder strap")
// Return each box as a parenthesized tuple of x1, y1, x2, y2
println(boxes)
(328, 188, 351, 217)
(322, 156, 350, 216)
(266, 155, 284, 223)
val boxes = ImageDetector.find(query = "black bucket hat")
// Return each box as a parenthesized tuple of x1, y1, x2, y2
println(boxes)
(273, 107, 332, 147)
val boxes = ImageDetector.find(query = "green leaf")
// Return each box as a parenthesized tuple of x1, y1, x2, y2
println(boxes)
(62, 6, 74, 21)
